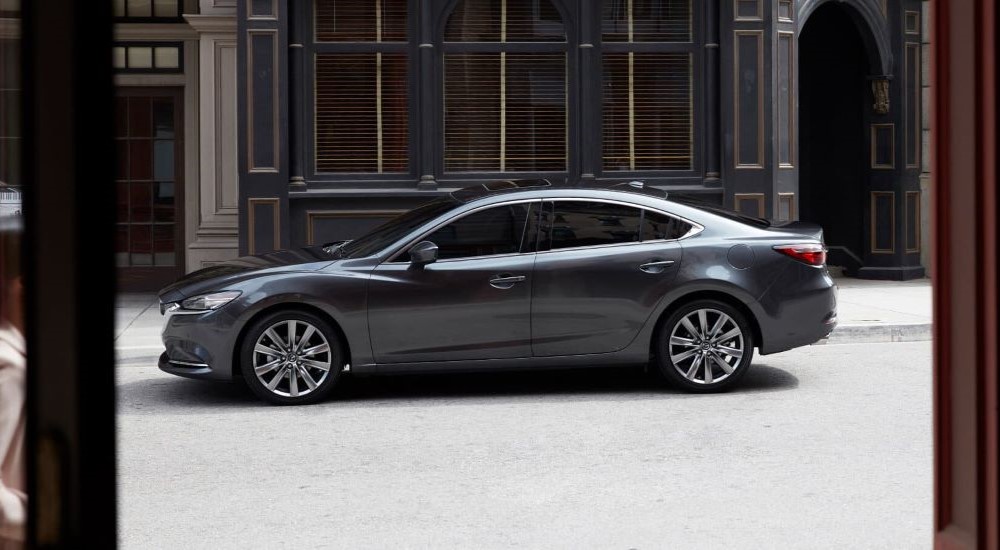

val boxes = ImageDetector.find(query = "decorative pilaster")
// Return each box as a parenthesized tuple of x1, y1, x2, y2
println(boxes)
(185, 13, 240, 268)
(416, 0, 436, 190)
(704, 0, 721, 185)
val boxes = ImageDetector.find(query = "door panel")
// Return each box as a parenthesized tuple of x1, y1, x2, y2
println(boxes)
(368, 254, 534, 363)
(530, 241, 682, 356)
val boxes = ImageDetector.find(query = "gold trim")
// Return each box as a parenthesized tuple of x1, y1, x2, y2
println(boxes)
(248, 198, 281, 255)
(306, 209, 407, 245)
(870, 191, 895, 254)
(870, 123, 895, 169)
(734, 193, 766, 218)
(778, 31, 795, 168)
(778, 192, 796, 221)
(247, 0, 277, 20)
(246, 29, 280, 173)
(734, 30, 765, 169)
(733, 0, 763, 21)
(905, 191, 921, 252)
(904, 10, 920, 35)
(904, 44, 921, 168)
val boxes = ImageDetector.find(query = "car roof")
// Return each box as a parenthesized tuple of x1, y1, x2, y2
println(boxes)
(449, 179, 669, 203)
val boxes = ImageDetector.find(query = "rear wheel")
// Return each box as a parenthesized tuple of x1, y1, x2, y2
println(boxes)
(655, 299, 755, 392)
(240, 310, 343, 405)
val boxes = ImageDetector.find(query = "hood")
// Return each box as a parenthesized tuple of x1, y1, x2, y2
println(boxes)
(158, 246, 334, 303)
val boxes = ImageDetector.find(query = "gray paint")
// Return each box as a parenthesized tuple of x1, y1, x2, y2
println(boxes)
(159, 185, 836, 389)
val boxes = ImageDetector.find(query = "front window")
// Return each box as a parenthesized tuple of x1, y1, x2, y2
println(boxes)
(425, 202, 535, 260)
(340, 198, 459, 258)
(443, 0, 568, 173)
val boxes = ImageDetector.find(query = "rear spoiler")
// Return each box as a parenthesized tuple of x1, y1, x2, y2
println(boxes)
(767, 221, 824, 243)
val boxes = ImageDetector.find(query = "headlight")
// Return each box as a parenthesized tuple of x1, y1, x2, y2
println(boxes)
(180, 291, 242, 311)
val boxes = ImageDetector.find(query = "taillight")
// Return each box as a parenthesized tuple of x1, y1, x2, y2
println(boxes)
(773, 243, 826, 266)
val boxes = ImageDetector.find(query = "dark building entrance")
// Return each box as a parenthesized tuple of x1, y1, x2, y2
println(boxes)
(799, 3, 869, 273)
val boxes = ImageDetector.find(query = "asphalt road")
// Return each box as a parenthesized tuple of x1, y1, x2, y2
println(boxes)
(117, 341, 932, 549)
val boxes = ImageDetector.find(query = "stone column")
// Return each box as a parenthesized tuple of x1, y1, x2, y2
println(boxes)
(185, 11, 240, 268)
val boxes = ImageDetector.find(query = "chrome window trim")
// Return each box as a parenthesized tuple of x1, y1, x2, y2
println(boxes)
(381, 196, 704, 264)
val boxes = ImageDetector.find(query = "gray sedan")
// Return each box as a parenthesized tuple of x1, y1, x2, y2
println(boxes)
(158, 180, 837, 404)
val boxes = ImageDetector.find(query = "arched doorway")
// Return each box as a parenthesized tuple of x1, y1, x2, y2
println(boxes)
(798, 2, 871, 273)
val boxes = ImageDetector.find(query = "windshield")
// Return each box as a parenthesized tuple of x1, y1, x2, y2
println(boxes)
(671, 197, 771, 228)
(336, 197, 460, 259)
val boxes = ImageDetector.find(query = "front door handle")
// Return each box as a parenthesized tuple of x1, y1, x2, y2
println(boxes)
(639, 260, 676, 274)
(489, 274, 526, 289)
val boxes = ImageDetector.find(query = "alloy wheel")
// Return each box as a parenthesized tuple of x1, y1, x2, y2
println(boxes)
(668, 308, 745, 385)
(252, 320, 332, 398)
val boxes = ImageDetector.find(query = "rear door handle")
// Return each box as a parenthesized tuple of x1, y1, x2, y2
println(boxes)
(639, 260, 675, 273)
(489, 274, 526, 289)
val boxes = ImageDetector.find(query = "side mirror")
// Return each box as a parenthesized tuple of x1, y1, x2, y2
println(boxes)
(409, 240, 438, 266)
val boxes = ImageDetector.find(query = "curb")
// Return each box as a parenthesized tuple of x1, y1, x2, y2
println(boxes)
(818, 322, 932, 345)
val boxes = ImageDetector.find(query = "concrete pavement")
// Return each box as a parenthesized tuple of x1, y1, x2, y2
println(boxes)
(116, 276, 933, 364)
(118, 341, 932, 549)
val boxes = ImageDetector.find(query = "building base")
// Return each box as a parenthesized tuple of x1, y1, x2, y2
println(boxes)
(855, 265, 927, 280)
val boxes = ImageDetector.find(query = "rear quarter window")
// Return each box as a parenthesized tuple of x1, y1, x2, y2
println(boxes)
(641, 210, 693, 240)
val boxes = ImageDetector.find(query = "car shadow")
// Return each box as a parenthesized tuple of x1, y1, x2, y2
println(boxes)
(117, 363, 798, 412)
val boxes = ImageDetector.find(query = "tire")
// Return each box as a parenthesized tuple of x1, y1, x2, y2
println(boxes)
(654, 299, 755, 392)
(240, 310, 344, 405)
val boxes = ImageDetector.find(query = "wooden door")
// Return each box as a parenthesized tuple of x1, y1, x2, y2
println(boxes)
(114, 88, 184, 291)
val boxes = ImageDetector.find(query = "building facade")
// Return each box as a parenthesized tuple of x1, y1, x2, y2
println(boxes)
(105, 0, 928, 289)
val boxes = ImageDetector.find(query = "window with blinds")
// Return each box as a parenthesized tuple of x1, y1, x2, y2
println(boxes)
(601, 0, 693, 172)
(313, 0, 409, 174)
(315, 0, 407, 43)
(602, 0, 691, 42)
(443, 0, 567, 173)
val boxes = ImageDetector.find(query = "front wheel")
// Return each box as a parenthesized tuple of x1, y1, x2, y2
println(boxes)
(654, 300, 755, 392)
(240, 310, 343, 405)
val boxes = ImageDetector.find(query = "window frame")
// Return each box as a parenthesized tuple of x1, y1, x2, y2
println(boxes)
(303, 0, 420, 185)
(112, 0, 184, 22)
(112, 41, 184, 74)
(594, 0, 704, 183)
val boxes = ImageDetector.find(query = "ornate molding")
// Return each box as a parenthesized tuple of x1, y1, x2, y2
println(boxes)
(183, 14, 237, 34)
(872, 78, 890, 115)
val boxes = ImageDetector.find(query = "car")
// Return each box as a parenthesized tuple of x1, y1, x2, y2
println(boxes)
(158, 179, 837, 405)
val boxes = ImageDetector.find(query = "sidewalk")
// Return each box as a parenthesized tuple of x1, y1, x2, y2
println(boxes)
(115, 276, 932, 365)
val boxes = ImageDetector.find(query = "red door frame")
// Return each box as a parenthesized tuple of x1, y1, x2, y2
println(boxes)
(931, 0, 998, 547)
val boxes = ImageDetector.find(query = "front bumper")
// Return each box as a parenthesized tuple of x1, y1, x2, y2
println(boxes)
(158, 304, 240, 381)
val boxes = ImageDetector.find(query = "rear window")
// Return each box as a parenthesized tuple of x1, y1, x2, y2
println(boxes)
(672, 197, 771, 228)
(547, 201, 642, 250)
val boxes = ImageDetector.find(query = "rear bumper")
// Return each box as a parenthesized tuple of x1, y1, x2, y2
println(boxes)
(755, 266, 838, 354)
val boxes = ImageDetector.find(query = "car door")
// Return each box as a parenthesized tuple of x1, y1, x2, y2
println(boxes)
(530, 200, 691, 357)
(367, 200, 540, 364)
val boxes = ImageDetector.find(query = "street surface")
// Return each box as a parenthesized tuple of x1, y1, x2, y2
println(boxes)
(118, 341, 931, 549)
